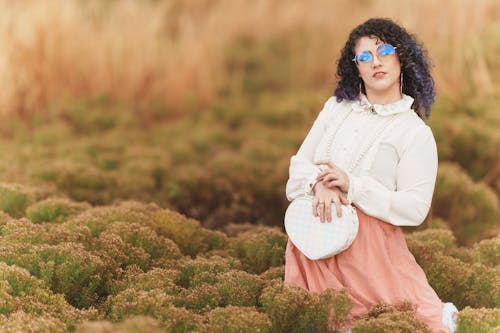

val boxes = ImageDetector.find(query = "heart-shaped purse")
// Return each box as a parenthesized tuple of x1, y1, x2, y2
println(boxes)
(284, 195, 359, 260)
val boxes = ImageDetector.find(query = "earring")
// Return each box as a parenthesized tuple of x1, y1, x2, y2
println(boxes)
(359, 81, 363, 95)
(400, 72, 403, 94)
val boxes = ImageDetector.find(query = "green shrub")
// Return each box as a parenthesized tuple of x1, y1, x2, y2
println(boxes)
(260, 265, 285, 282)
(64, 201, 156, 237)
(90, 231, 152, 273)
(352, 301, 431, 332)
(105, 288, 175, 322)
(152, 209, 229, 257)
(456, 306, 500, 333)
(0, 183, 50, 218)
(352, 312, 431, 332)
(406, 229, 457, 254)
(432, 163, 500, 245)
(75, 316, 163, 333)
(206, 306, 272, 333)
(83, 218, 182, 275)
(0, 215, 92, 247)
(407, 238, 499, 308)
(260, 280, 352, 332)
(473, 236, 500, 267)
(106, 222, 182, 261)
(430, 113, 500, 180)
(159, 305, 207, 333)
(173, 283, 222, 313)
(37, 162, 117, 205)
(108, 267, 181, 296)
(172, 267, 264, 312)
(0, 243, 108, 309)
(26, 197, 91, 224)
(213, 270, 264, 307)
(0, 262, 96, 329)
(174, 255, 242, 289)
(107, 283, 210, 327)
(229, 227, 287, 274)
(0, 311, 67, 333)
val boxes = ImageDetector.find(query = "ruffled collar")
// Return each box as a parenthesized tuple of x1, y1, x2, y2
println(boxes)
(351, 93, 414, 116)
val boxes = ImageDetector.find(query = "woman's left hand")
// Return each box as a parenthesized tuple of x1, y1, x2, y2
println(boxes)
(315, 161, 350, 193)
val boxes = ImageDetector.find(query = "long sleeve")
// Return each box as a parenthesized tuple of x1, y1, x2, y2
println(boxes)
(285, 97, 334, 201)
(346, 125, 438, 227)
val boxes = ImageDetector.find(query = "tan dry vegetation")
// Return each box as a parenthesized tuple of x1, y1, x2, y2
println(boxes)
(0, 0, 497, 117)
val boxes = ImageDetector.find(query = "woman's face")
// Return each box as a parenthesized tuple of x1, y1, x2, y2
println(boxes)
(354, 36, 401, 96)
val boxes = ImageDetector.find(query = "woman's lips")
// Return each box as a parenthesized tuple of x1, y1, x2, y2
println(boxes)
(373, 72, 387, 78)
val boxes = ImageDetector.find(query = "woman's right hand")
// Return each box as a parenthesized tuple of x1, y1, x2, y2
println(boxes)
(312, 181, 349, 222)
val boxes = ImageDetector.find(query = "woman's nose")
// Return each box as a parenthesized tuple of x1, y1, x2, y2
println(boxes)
(372, 54, 383, 67)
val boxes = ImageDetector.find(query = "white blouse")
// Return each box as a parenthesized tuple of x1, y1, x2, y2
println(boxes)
(285, 93, 438, 227)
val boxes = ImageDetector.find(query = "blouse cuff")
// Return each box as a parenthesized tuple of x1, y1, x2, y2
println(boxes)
(305, 170, 321, 196)
(346, 172, 359, 204)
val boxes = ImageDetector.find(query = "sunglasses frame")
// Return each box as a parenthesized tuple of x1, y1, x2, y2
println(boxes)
(352, 44, 397, 65)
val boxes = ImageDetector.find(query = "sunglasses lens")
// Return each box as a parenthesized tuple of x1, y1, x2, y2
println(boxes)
(378, 44, 396, 56)
(357, 51, 372, 63)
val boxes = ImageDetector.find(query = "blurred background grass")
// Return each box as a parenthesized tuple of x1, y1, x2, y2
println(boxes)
(0, 0, 498, 246)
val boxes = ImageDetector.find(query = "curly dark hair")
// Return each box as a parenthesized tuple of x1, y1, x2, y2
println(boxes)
(334, 18, 435, 118)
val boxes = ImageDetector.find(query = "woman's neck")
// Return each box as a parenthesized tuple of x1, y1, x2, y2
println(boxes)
(364, 87, 403, 105)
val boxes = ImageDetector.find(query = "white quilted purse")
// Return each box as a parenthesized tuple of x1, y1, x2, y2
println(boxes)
(285, 195, 359, 259)
(284, 107, 400, 260)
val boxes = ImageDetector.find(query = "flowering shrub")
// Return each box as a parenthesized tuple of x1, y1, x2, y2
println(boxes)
(152, 209, 229, 257)
(64, 202, 157, 237)
(407, 229, 457, 254)
(75, 316, 164, 333)
(260, 280, 352, 332)
(0, 262, 96, 329)
(228, 227, 287, 274)
(351, 301, 431, 332)
(37, 162, 118, 205)
(0, 183, 51, 218)
(159, 306, 207, 333)
(26, 197, 91, 224)
(105, 222, 182, 261)
(105, 288, 207, 332)
(260, 265, 285, 282)
(0, 243, 108, 309)
(212, 270, 264, 307)
(206, 306, 272, 333)
(108, 267, 181, 296)
(472, 236, 499, 267)
(90, 231, 152, 273)
(430, 114, 499, 180)
(174, 256, 242, 289)
(352, 311, 432, 332)
(0, 189, 497, 332)
(105, 288, 175, 322)
(0, 311, 67, 333)
(432, 162, 500, 245)
(456, 307, 500, 333)
(407, 237, 499, 308)
(174, 283, 222, 313)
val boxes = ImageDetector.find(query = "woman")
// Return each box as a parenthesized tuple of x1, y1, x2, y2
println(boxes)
(284, 18, 457, 332)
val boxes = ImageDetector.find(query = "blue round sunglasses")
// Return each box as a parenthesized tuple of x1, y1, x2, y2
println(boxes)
(352, 43, 397, 65)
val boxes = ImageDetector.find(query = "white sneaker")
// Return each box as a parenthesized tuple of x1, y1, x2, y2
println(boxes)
(442, 302, 458, 333)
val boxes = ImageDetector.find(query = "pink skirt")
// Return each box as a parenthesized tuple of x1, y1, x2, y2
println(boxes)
(284, 208, 449, 333)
